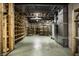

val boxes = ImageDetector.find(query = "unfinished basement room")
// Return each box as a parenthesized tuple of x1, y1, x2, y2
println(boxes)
(0, 3, 79, 56)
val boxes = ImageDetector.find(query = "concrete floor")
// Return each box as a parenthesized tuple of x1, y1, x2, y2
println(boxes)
(8, 36, 72, 56)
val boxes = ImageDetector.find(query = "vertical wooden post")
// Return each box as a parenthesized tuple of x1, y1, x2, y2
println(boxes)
(2, 15, 7, 52)
(68, 4, 77, 55)
(71, 10, 76, 55)
(8, 3, 14, 50)
(23, 17, 27, 37)
(0, 3, 3, 55)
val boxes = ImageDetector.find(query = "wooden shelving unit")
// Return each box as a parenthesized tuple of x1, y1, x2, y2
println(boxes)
(2, 4, 9, 54)
(15, 12, 26, 43)
(27, 21, 51, 36)
(0, 3, 26, 55)
(0, 3, 15, 56)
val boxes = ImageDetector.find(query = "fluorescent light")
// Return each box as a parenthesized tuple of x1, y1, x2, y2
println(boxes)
(30, 17, 42, 20)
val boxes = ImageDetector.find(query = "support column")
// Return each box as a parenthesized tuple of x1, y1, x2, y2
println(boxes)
(2, 15, 7, 52)
(8, 3, 14, 50)
(0, 3, 3, 55)
(52, 22, 55, 38)
(68, 4, 76, 55)
(71, 10, 76, 55)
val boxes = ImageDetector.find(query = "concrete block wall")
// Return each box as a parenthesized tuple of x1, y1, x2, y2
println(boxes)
(54, 5, 68, 47)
